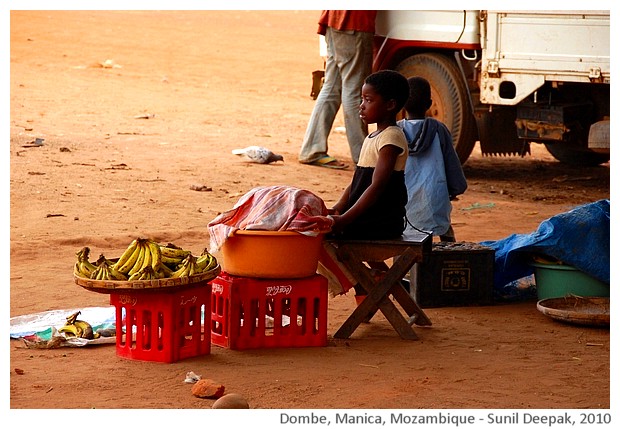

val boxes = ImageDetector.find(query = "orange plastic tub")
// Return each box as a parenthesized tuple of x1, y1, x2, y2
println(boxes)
(220, 230, 325, 278)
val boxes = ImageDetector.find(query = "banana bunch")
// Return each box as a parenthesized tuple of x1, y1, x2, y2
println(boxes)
(159, 243, 219, 278)
(128, 265, 159, 281)
(91, 255, 128, 281)
(171, 254, 200, 278)
(73, 247, 98, 278)
(113, 238, 164, 277)
(57, 311, 97, 340)
(74, 238, 218, 281)
(159, 243, 192, 267)
(73, 247, 127, 280)
(196, 248, 218, 272)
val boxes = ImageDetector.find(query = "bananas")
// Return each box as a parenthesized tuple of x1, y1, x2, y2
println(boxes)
(127, 241, 147, 276)
(74, 238, 218, 281)
(114, 238, 143, 274)
(91, 259, 128, 281)
(113, 238, 140, 272)
(128, 265, 159, 281)
(58, 311, 96, 340)
(160, 243, 192, 266)
(147, 240, 163, 271)
(196, 248, 218, 272)
(73, 247, 98, 278)
(171, 254, 199, 278)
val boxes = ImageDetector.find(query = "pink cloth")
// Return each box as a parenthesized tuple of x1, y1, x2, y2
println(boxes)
(208, 185, 334, 253)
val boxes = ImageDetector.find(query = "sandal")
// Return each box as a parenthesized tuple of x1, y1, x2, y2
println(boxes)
(308, 155, 348, 169)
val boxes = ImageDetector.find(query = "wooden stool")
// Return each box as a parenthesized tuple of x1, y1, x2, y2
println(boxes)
(327, 230, 432, 340)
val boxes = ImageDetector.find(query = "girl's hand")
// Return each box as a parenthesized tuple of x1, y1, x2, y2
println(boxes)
(328, 214, 344, 233)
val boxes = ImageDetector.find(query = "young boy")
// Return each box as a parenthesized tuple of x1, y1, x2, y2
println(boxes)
(319, 69, 410, 296)
(397, 76, 467, 242)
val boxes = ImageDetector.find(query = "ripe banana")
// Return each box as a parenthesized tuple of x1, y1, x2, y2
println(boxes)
(161, 254, 184, 267)
(115, 239, 145, 274)
(59, 311, 95, 340)
(196, 253, 211, 270)
(140, 242, 152, 271)
(113, 238, 140, 270)
(79, 260, 96, 277)
(73, 320, 95, 340)
(74, 247, 98, 278)
(147, 240, 162, 271)
(91, 266, 101, 280)
(129, 265, 156, 281)
(58, 324, 80, 337)
(66, 311, 81, 324)
(196, 252, 218, 272)
(128, 242, 147, 276)
(159, 261, 174, 277)
(171, 254, 199, 278)
(171, 262, 190, 278)
(74, 262, 87, 278)
(140, 266, 156, 280)
(91, 263, 110, 280)
(108, 264, 128, 281)
(76, 246, 91, 261)
(160, 244, 191, 259)
(73, 261, 80, 276)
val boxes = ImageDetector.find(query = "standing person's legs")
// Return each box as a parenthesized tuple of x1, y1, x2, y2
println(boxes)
(299, 28, 343, 164)
(338, 30, 373, 165)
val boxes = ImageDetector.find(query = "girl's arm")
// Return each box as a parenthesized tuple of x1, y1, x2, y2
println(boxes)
(330, 185, 351, 215)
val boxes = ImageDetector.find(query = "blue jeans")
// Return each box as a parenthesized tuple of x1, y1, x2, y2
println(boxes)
(299, 27, 373, 165)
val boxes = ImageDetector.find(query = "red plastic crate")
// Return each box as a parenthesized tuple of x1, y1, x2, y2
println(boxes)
(211, 273, 328, 350)
(109, 283, 211, 363)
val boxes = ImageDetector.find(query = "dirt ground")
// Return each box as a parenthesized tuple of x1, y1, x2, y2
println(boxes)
(8, 10, 611, 414)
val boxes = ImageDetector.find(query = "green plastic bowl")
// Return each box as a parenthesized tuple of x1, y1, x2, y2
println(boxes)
(530, 262, 609, 300)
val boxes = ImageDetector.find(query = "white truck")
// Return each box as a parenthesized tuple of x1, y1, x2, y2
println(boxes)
(370, 10, 610, 165)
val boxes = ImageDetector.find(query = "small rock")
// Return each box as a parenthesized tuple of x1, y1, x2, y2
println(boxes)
(191, 379, 225, 399)
(190, 184, 212, 192)
(212, 393, 250, 409)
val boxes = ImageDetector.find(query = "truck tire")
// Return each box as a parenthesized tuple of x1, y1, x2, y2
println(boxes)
(543, 143, 609, 166)
(395, 53, 477, 164)
(544, 113, 609, 166)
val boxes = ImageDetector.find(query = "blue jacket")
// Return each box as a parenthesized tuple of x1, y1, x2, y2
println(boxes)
(401, 117, 467, 198)
(397, 118, 467, 236)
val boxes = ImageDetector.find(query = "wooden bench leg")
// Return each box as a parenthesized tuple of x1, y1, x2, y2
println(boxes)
(361, 250, 432, 327)
(390, 283, 432, 326)
(333, 247, 424, 340)
(386, 252, 433, 327)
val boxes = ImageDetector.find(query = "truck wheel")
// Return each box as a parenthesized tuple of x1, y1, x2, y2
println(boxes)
(395, 53, 477, 164)
(543, 143, 609, 166)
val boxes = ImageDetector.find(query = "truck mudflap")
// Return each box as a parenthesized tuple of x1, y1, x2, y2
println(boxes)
(587, 120, 610, 153)
(476, 106, 530, 157)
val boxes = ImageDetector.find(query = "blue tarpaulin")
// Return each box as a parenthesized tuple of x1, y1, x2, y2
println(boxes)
(480, 199, 610, 291)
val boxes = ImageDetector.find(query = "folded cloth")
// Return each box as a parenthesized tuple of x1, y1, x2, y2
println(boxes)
(208, 185, 334, 253)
